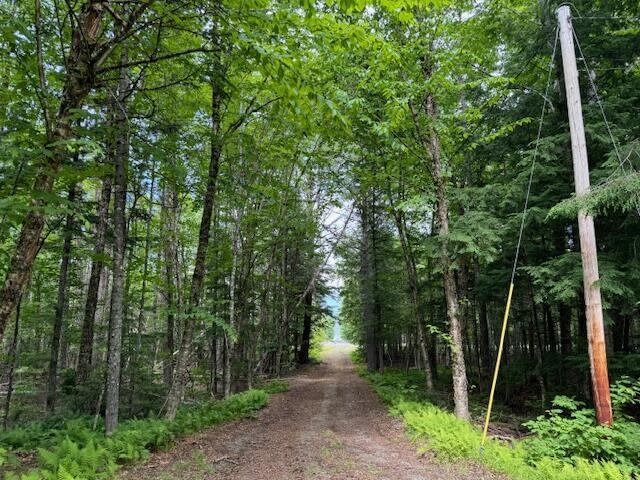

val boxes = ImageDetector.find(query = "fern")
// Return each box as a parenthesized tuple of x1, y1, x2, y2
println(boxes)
(359, 367, 635, 480)
(8, 389, 270, 479)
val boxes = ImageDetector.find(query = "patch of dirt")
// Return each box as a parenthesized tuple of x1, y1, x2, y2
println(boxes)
(119, 344, 504, 479)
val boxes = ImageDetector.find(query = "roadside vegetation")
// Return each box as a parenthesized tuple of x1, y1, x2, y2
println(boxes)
(358, 362, 640, 480)
(0, 384, 287, 479)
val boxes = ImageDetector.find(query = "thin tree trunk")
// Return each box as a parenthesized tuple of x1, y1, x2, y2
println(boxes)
(165, 54, 224, 418)
(3, 297, 21, 430)
(214, 336, 224, 394)
(275, 241, 288, 377)
(128, 165, 156, 411)
(545, 304, 556, 354)
(559, 303, 572, 355)
(46, 185, 77, 414)
(531, 302, 546, 405)
(393, 209, 434, 390)
(360, 201, 378, 372)
(225, 215, 240, 396)
(209, 331, 217, 394)
(136, 166, 156, 351)
(371, 202, 384, 374)
(105, 50, 130, 436)
(298, 289, 313, 364)
(77, 171, 113, 384)
(161, 177, 179, 387)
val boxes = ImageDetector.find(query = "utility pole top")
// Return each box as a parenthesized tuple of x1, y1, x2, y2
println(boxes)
(557, 4, 571, 19)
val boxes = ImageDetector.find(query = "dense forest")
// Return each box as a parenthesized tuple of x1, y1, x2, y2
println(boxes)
(0, 0, 639, 479)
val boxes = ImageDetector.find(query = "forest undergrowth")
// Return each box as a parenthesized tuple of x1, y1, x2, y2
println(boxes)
(357, 355, 640, 480)
(0, 381, 288, 480)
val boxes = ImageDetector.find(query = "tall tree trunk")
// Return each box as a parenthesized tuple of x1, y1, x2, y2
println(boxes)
(225, 214, 240, 396)
(275, 240, 288, 377)
(559, 303, 572, 355)
(371, 205, 384, 374)
(161, 175, 180, 387)
(298, 288, 313, 364)
(209, 329, 218, 394)
(545, 304, 556, 354)
(3, 297, 21, 430)
(165, 52, 224, 419)
(77, 169, 113, 384)
(424, 90, 470, 420)
(46, 185, 77, 414)
(479, 301, 490, 375)
(393, 209, 434, 390)
(530, 290, 546, 406)
(457, 259, 474, 372)
(105, 51, 130, 436)
(360, 201, 378, 372)
(128, 165, 156, 411)
(0, 2, 106, 341)
(136, 166, 156, 352)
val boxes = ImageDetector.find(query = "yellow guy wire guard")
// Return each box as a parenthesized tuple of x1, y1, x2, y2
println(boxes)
(479, 26, 559, 451)
(480, 282, 514, 448)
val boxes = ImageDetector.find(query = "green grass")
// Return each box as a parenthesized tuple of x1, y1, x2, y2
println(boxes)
(359, 367, 632, 480)
(155, 450, 216, 479)
(309, 326, 330, 363)
(0, 385, 286, 480)
(259, 378, 290, 394)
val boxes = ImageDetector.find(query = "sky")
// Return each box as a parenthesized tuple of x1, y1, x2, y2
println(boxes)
(318, 194, 352, 341)
(322, 293, 343, 342)
(323, 292, 342, 318)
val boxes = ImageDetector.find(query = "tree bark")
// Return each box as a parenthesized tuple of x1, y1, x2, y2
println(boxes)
(105, 50, 130, 436)
(3, 297, 21, 430)
(359, 201, 378, 372)
(127, 164, 156, 413)
(298, 288, 313, 364)
(77, 170, 113, 384)
(161, 173, 180, 387)
(559, 303, 572, 355)
(225, 214, 240, 395)
(46, 185, 77, 414)
(393, 209, 434, 390)
(164, 49, 224, 418)
(530, 291, 546, 406)
(0, 1, 106, 342)
(136, 166, 156, 352)
(424, 90, 470, 420)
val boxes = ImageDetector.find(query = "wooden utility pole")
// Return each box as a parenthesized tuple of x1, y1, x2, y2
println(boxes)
(557, 5, 613, 425)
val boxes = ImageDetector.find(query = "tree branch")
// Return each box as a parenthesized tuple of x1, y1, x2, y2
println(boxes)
(223, 96, 282, 137)
(34, 0, 52, 139)
(96, 47, 211, 74)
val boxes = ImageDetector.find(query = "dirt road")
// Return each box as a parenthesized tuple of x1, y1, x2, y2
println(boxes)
(119, 344, 500, 479)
